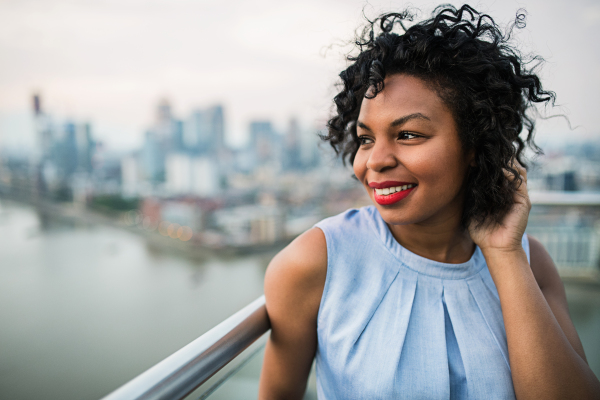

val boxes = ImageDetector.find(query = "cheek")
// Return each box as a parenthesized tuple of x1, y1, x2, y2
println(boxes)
(407, 146, 467, 188)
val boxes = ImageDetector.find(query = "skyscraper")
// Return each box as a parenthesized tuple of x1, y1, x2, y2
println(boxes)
(183, 105, 225, 155)
(76, 123, 94, 173)
(249, 120, 279, 166)
(31, 93, 53, 162)
(283, 118, 302, 171)
(141, 130, 165, 183)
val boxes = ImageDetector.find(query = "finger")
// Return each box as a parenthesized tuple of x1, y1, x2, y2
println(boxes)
(517, 174, 528, 194)
(509, 159, 527, 180)
(502, 166, 528, 194)
(502, 167, 524, 183)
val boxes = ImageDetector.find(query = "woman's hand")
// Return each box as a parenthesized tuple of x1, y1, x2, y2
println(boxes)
(468, 161, 531, 256)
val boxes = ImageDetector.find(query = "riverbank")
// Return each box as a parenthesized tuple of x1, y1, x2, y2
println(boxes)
(0, 195, 295, 260)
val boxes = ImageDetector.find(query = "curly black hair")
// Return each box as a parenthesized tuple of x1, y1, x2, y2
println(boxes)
(324, 4, 555, 228)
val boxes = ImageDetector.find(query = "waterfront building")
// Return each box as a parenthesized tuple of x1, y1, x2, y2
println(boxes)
(28, 94, 98, 200)
(183, 105, 225, 155)
(32, 93, 53, 164)
(76, 123, 95, 173)
(165, 153, 219, 197)
(282, 118, 302, 171)
(160, 200, 203, 232)
(212, 204, 286, 246)
(141, 130, 165, 183)
(249, 120, 281, 169)
(121, 155, 142, 197)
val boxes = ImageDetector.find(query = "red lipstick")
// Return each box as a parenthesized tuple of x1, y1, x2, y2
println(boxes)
(369, 181, 417, 205)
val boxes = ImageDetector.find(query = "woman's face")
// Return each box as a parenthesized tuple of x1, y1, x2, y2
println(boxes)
(354, 74, 472, 228)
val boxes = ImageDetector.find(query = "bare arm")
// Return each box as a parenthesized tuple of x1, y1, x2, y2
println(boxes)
(483, 241, 600, 399)
(258, 227, 327, 400)
(470, 163, 600, 399)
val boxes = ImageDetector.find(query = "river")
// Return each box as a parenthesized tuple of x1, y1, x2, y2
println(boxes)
(0, 201, 269, 399)
(0, 201, 598, 399)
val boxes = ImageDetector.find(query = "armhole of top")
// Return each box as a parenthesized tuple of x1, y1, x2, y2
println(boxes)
(313, 224, 332, 329)
(522, 233, 531, 265)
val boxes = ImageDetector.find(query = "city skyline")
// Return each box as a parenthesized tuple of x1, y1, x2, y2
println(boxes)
(1, 0, 599, 152)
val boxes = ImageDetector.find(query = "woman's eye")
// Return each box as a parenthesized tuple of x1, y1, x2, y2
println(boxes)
(398, 132, 420, 140)
(358, 136, 373, 145)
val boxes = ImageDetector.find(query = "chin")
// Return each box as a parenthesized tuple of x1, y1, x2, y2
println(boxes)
(372, 203, 421, 226)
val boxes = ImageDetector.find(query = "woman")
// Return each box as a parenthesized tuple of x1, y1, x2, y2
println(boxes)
(259, 5, 600, 399)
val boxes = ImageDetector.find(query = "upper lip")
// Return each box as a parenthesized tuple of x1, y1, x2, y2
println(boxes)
(368, 181, 416, 189)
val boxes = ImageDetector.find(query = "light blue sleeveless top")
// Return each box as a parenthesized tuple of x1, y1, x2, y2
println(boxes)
(314, 206, 530, 400)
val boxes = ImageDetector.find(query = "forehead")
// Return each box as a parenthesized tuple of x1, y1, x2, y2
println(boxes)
(358, 74, 453, 126)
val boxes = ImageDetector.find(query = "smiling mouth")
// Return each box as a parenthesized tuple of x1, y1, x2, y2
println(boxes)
(373, 183, 416, 196)
(370, 183, 417, 205)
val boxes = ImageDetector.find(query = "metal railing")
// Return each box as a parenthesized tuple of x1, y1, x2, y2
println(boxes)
(101, 296, 270, 400)
(527, 190, 600, 280)
(526, 226, 600, 279)
(529, 191, 600, 206)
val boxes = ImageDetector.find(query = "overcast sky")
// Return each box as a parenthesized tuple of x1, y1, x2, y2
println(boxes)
(0, 0, 598, 151)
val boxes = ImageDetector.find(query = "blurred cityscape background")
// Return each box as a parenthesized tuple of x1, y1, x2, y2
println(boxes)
(0, 0, 599, 399)
(4, 93, 355, 251)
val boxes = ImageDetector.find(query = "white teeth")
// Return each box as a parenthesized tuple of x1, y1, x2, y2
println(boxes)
(375, 184, 416, 196)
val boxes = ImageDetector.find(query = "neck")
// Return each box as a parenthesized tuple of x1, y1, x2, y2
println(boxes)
(387, 212, 475, 264)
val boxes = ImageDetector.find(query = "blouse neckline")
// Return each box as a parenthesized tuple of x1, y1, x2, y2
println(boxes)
(367, 206, 485, 280)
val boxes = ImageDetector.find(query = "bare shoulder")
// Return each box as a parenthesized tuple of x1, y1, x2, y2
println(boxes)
(527, 234, 563, 293)
(264, 227, 327, 325)
(259, 228, 327, 398)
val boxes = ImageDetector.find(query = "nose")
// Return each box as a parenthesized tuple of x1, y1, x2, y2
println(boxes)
(366, 140, 398, 172)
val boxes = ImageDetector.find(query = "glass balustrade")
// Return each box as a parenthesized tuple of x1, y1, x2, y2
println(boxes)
(187, 334, 318, 400)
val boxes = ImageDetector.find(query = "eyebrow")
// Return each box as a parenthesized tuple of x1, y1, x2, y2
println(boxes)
(357, 113, 431, 132)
